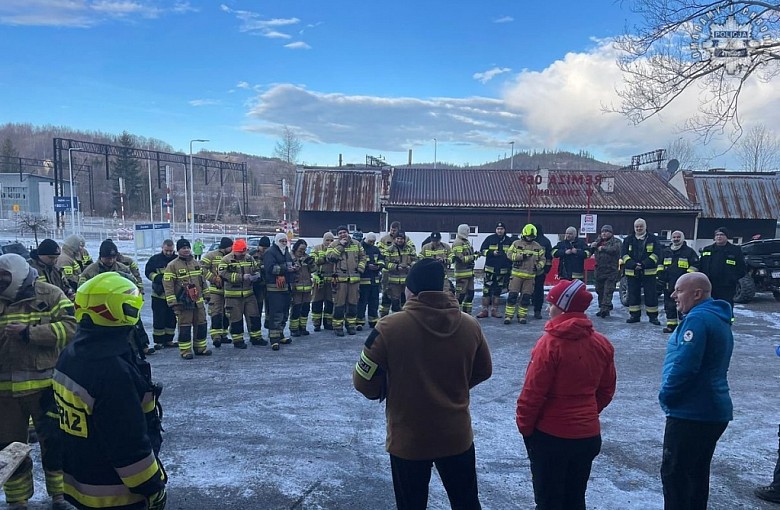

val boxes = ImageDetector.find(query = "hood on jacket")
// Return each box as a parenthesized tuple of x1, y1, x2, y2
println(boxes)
(544, 312, 595, 340)
(0, 253, 37, 301)
(401, 291, 464, 338)
(683, 297, 732, 324)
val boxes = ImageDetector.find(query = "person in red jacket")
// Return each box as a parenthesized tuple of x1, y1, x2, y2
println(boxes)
(516, 279, 616, 510)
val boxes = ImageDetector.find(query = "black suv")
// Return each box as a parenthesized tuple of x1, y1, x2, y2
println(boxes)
(734, 238, 780, 303)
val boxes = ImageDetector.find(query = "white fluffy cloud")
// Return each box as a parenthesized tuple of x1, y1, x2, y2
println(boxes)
(0, 0, 188, 26)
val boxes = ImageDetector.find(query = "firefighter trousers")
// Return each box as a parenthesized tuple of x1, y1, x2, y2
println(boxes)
(627, 275, 659, 318)
(151, 296, 177, 346)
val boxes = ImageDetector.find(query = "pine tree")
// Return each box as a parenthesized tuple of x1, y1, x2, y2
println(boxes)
(1, 138, 19, 173)
(111, 132, 143, 215)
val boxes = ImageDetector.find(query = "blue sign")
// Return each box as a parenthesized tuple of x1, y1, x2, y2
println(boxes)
(54, 196, 79, 212)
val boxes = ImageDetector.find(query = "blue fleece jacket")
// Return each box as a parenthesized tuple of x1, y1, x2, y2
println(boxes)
(659, 298, 734, 422)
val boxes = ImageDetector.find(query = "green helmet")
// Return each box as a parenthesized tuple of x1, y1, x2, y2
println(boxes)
(522, 224, 537, 238)
(75, 272, 143, 327)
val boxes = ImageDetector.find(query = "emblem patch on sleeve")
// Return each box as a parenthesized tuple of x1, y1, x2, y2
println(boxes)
(682, 330, 694, 342)
(355, 351, 379, 381)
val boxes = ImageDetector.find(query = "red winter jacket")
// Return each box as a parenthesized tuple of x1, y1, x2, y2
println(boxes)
(516, 312, 616, 439)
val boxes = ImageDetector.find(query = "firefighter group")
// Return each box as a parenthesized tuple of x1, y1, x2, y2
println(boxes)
(0, 217, 746, 509)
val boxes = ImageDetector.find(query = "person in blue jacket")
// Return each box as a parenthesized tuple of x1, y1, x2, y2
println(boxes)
(659, 272, 733, 510)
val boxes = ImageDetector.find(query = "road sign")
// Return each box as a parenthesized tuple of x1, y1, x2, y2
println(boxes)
(54, 196, 79, 212)
(580, 213, 598, 234)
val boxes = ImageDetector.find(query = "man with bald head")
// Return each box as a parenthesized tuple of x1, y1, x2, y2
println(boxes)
(621, 218, 662, 324)
(659, 272, 734, 510)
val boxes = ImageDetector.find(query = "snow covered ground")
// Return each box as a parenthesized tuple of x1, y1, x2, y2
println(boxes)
(12, 237, 780, 509)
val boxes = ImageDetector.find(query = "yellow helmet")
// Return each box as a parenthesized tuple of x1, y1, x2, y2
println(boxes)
(522, 224, 537, 238)
(75, 272, 143, 327)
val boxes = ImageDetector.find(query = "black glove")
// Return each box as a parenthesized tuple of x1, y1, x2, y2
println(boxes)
(147, 488, 167, 510)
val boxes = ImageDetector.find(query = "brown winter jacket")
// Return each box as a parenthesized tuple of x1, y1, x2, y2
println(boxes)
(353, 291, 493, 460)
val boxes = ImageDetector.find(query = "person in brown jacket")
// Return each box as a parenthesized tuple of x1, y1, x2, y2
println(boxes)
(353, 258, 493, 510)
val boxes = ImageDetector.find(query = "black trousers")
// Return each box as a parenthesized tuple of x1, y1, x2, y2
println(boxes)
(661, 417, 728, 510)
(524, 430, 601, 510)
(532, 273, 546, 313)
(357, 283, 380, 326)
(151, 295, 177, 344)
(627, 275, 659, 317)
(711, 286, 736, 308)
(389, 443, 481, 510)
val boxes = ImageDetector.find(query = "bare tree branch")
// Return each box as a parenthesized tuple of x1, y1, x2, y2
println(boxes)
(734, 123, 780, 170)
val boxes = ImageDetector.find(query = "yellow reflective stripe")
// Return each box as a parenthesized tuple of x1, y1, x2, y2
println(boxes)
(52, 321, 67, 351)
(510, 270, 535, 278)
(726, 259, 736, 265)
(0, 378, 52, 393)
(64, 476, 145, 508)
(141, 392, 155, 414)
(453, 269, 474, 278)
(355, 351, 378, 381)
(677, 260, 689, 268)
(117, 454, 160, 489)
(53, 371, 95, 413)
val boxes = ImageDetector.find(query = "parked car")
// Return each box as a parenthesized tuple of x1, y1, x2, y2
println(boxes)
(734, 238, 780, 303)
(0, 241, 30, 259)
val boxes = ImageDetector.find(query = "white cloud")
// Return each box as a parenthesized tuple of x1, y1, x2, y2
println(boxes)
(262, 30, 291, 39)
(284, 41, 311, 50)
(493, 16, 513, 24)
(0, 0, 190, 26)
(473, 67, 511, 84)
(236, 81, 251, 89)
(220, 4, 300, 41)
(189, 98, 221, 107)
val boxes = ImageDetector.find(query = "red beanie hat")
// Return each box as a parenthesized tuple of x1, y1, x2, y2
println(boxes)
(546, 279, 592, 313)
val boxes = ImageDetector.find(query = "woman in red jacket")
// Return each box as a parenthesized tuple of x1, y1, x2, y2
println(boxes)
(516, 279, 616, 510)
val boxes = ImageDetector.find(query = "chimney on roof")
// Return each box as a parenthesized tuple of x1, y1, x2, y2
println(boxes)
(339, 154, 343, 167)
(408, 149, 412, 166)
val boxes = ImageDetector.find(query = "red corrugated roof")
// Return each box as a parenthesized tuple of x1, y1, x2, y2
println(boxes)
(683, 171, 780, 219)
(294, 167, 384, 212)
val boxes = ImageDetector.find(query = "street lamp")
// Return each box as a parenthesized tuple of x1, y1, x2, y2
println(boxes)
(433, 138, 437, 170)
(68, 147, 83, 236)
(510, 141, 515, 170)
(189, 139, 209, 241)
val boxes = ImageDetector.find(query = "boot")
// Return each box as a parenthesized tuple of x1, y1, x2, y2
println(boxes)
(279, 337, 292, 344)
(290, 329, 301, 337)
(663, 325, 676, 333)
(476, 297, 490, 318)
(533, 310, 543, 319)
(347, 325, 357, 335)
(213, 338, 222, 348)
(335, 327, 345, 337)
(300, 327, 310, 336)
(626, 315, 640, 324)
(491, 297, 502, 318)
(233, 340, 247, 349)
(648, 315, 661, 326)
(755, 486, 780, 503)
(194, 348, 212, 356)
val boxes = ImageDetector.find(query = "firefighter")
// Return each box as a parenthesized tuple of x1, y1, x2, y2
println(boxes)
(477, 222, 513, 318)
(450, 224, 478, 314)
(53, 272, 167, 510)
(163, 238, 211, 359)
(621, 218, 662, 324)
(531, 223, 553, 319)
(379, 222, 415, 316)
(357, 232, 383, 330)
(145, 239, 178, 349)
(251, 237, 271, 337)
(219, 239, 264, 348)
(552, 226, 590, 281)
(505, 224, 545, 324)
(658, 230, 699, 332)
(77, 236, 93, 270)
(383, 231, 417, 316)
(57, 235, 84, 294)
(420, 231, 451, 291)
(699, 226, 747, 310)
(310, 232, 335, 331)
(264, 234, 294, 350)
(201, 237, 233, 348)
(116, 249, 144, 293)
(28, 238, 73, 298)
(290, 239, 316, 337)
(0, 253, 76, 510)
(327, 225, 367, 336)
(590, 225, 623, 318)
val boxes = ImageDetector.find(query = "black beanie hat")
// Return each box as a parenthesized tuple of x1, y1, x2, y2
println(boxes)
(38, 239, 60, 256)
(258, 236, 271, 247)
(714, 226, 729, 237)
(219, 237, 233, 249)
(177, 238, 191, 250)
(336, 225, 349, 234)
(405, 259, 445, 294)
(99, 240, 118, 258)
(430, 231, 442, 240)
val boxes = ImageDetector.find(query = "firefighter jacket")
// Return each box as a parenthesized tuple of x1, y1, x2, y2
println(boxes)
(29, 254, 71, 296)
(420, 242, 451, 269)
(80, 249, 94, 271)
(264, 245, 295, 293)
(361, 242, 384, 285)
(79, 261, 134, 288)
(117, 254, 144, 292)
(507, 239, 545, 279)
(311, 242, 335, 288)
(621, 234, 661, 277)
(218, 252, 259, 300)
(53, 324, 166, 510)
(144, 252, 176, 300)
(699, 242, 746, 290)
(327, 238, 367, 283)
(163, 255, 208, 307)
(553, 238, 591, 280)
(384, 243, 418, 285)
(0, 281, 76, 398)
(590, 236, 623, 279)
(292, 251, 316, 293)
(450, 236, 477, 280)
(479, 234, 513, 274)
(658, 243, 699, 291)
(535, 233, 554, 275)
(56, 250, 81, 293)
(201, 248, 231, 297)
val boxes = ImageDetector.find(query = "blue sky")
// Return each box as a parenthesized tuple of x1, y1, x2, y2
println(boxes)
(1, 1, 776, 169)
